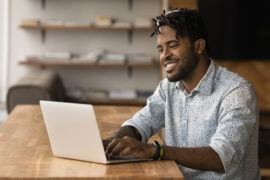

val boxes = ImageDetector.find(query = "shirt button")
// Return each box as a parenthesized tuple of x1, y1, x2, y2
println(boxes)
(183, 120, 187, 124)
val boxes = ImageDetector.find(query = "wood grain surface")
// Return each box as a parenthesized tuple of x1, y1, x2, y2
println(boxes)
(0, 105, 182, 179)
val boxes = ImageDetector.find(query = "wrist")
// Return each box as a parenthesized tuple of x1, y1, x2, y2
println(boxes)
(148, 144, 156, 158)
(152, 141, 164, 160)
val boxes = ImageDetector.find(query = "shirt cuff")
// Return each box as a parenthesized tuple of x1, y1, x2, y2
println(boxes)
(209, 140, 236, 174)
(121, 120, 149, 143)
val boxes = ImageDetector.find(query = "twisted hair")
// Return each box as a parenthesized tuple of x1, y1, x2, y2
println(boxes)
(151, 9, 208, 50)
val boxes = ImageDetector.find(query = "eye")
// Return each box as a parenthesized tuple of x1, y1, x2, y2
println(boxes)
(158, 48, 163, 53)
(170, 44, 179, 48)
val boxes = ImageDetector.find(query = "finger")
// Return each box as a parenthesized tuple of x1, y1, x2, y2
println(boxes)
(106, 138, 120, 155)
(120, 146, 131, 156)
(109, 141, 128, 157)
(123, 136, 131, 140)
(102, 139, 110, 150)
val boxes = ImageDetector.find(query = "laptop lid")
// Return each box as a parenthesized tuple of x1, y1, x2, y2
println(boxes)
(40, 100, 107, 164)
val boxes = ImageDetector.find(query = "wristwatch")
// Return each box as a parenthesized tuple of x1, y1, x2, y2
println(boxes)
(152, 141, 164, 160)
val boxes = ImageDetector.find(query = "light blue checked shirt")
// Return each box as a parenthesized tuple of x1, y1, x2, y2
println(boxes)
(122, 60, 260, 179)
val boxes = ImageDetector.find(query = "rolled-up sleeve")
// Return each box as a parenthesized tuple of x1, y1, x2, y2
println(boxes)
(122, 80, 167, 142)
(209, 82, 258, 173)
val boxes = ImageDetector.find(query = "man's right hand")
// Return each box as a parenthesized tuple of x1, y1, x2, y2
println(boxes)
(102, 126, 142, 151)
(105, 136, 155, 159)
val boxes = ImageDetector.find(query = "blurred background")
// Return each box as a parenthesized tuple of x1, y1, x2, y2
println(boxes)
(0, 0, 270, 176)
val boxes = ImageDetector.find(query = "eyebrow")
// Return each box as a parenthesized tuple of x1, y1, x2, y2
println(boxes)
(157, 40, 179, 49)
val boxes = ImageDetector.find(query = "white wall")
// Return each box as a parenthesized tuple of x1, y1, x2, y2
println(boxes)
(8, 0, 162, 94)
(0, 0, 4, 103)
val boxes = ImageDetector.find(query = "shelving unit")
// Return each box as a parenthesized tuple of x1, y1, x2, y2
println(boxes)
(18, 0, 163, 106)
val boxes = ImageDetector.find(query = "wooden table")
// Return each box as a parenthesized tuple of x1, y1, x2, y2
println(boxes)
(0, 105, 183, 179)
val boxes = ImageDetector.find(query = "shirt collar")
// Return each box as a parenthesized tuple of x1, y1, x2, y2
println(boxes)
(175, 59, 216, 95)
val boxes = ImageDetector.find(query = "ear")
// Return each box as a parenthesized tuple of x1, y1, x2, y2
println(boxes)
(194, 38, 206, 55)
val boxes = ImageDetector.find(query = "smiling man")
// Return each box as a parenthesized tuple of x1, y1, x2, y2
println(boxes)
(103, 9, 260, 179)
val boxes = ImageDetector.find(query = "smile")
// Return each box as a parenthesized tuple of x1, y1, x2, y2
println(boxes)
(164, 61, 178, 72)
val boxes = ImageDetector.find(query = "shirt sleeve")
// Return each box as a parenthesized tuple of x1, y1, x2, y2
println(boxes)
(209, 82, 259, 173)
(122, 80, 167, 142)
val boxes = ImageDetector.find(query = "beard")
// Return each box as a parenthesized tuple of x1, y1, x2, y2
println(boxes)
(166, 53, 199, 82)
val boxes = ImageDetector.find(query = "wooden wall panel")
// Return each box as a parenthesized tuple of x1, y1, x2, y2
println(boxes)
(215, 60, 270, 112)
(169, 0, 198, 10)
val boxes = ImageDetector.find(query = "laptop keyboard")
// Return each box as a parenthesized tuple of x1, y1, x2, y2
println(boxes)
(107, 155, 138, 160)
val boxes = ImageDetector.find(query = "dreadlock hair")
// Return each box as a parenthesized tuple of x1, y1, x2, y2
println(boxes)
(151, 8, 208, 51)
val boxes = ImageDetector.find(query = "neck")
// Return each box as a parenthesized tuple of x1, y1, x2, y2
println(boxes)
(182, 55, 210, 94)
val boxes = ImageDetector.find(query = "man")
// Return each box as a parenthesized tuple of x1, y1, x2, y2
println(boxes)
(104, 9, 260, 179)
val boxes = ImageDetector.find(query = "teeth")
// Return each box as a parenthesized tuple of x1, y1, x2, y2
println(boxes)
(167, 63, 176, 68)
(165, 62, 177, 71)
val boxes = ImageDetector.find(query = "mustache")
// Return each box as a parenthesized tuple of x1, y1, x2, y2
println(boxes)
(164, 56, 179, 62)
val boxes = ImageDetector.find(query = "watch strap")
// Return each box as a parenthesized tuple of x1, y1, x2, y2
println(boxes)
(152, 141, 164, 160)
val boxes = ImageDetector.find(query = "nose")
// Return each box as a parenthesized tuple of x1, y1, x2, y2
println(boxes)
(160, 47, 171, 63)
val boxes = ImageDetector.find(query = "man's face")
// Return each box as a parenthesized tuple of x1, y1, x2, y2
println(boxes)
(157, 25, 199, 82)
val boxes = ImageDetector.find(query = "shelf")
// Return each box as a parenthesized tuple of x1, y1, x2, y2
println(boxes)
(67, 97, 146, 106)
(18, 60, 156, 68)
(38, 0, 140, 10)
(19, 23, 153, 31)
(20, 23, 153, 43)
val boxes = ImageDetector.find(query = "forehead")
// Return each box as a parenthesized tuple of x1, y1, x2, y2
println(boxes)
(157, 26, 176, 42)
(157, 25, 177, 44)
(156, 25, 194, 48)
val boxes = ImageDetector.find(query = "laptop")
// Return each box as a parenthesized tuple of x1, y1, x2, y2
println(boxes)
(40, 100, 152, 164)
